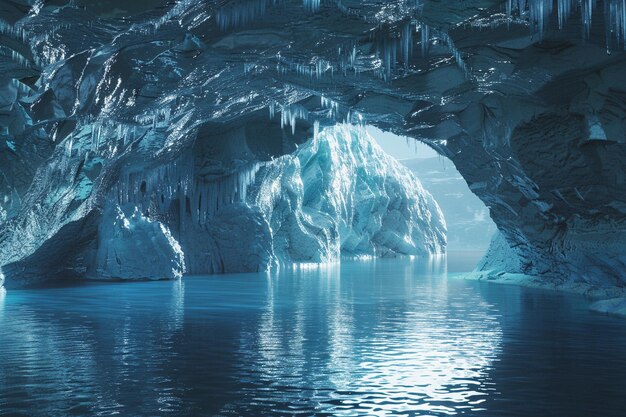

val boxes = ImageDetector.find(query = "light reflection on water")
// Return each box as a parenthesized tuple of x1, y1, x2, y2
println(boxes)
(1, 256, 626, 417)
(231, 261, 501, 416)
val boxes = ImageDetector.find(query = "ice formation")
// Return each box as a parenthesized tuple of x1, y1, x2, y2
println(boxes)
(0, 0, 626, 293)
(250, 125, 446, 266)
(93, 204, 185, 280)
(110, 125, 444, 276)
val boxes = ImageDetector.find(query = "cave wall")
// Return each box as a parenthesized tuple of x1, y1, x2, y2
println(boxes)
(0, 0, 625, 287)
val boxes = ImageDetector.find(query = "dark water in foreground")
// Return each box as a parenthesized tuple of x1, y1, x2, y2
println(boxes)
(1, 254, 626, 417)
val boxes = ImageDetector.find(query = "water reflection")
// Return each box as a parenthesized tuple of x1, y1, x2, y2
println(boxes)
(230, 259, 501, 416)
(3, 258, 626, 416)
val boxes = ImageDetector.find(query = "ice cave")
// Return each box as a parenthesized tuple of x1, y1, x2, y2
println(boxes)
(1, 1, 626, 416)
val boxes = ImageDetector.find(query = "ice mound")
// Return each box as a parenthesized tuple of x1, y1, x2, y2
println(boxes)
(91, 204, 185, 280)
(249, 124, 446, 267)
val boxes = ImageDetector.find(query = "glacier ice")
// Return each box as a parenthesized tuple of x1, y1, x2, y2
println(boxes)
(251, 124, 446, 265)
(0, 0, 626, 292)
(148, 124, 445, 274)
(92, 204, 185, 280)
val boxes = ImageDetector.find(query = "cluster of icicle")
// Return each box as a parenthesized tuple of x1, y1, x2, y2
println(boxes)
(216, 0, 280, 31)
(370, 18, 472, 80)
(303, 0, 321, 13)
(271, 103, 308, 134)
(275, 54, 335, 79)
(112, 156, 264, 230)
(216, 0, 320, 31)
(507, 0, 626, 49)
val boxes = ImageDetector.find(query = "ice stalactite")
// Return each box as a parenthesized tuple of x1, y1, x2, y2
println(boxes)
(606, 0, 626, 49)
(421, 23, 430, 56)
(276, 55, 334, 79)
(438, 31, 470, 77)
(376, 22, 416, 80)
(191, 163, 263, 225)
(216, 0, 281, 31)
(529, 0, 553, 38)
(582, 0, 595, 38)
(303, 0, 321, 13)
(556, 0, 576, 29)
(269, 101, 276, 119)
(321, 96, 340, 118)
(375, 20, 469, 80)
(505, 0, 626, 49)
(280, 104, 309, 134)
(112, 157, 264, 230)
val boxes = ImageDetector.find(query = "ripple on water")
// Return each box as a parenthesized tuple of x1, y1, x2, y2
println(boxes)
(2, 258, 626, 416)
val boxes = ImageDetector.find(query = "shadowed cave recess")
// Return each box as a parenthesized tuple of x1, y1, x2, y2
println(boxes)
(0, 0, 625, 292)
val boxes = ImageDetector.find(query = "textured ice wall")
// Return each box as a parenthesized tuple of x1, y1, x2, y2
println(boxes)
(92, 204, 185, 280)
(249, 124, 446, 266)
(178, 124, 446, 274)
(92, 124, 446, 276)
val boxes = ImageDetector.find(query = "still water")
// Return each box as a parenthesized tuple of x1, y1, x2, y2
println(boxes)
(1, 254, 626, 417)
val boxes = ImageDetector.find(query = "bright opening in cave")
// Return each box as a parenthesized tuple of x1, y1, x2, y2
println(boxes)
(369, 126, 497, 258)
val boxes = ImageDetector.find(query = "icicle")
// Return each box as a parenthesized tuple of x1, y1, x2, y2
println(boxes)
(303, 0, 320, 13)
(401, 23, 412, 70)
(313, 120, 320, 141)
(582, 0, 595, 39)
(606, 0, 626, 50)
(321, 96, 339, 118)
(216, 0, 280, 31)
(439, 31, 470, 77)
(557, 0, 576, 30)
(280, 104, 308, 135)
(528, 0, 553, 39)
(269, 101, 276, 119)
(421, 23, 430, 56)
